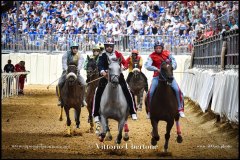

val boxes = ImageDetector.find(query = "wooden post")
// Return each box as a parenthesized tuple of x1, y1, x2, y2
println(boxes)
(220, 41, 227, 70)
(189, 45, 195, 69)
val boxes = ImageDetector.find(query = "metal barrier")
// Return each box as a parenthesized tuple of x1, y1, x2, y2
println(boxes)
(1, 34, 193, 55)
(192, 29, 239, 70)
(1, 72, 30, 99)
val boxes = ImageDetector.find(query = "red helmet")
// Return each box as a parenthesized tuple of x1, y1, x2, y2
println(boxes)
(131, 49, 139, 54)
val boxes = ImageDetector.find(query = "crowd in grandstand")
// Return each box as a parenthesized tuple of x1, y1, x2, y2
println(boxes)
(1, 1, 239, 50)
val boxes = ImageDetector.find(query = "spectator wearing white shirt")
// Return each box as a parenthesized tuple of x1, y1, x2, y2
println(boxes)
(126, 7, 136, 27)
(132, 17, 143, 33)
(230, 18, 239, 30)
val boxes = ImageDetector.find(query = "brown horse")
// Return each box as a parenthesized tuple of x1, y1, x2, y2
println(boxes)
(85, 55, 100, 134)
(59, 64, 85, 136)
(145, 60, 183, 153)
(127, 63, 146, 111)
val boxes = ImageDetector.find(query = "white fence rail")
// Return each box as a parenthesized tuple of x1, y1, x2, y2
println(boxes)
(1, 72, 30, 99)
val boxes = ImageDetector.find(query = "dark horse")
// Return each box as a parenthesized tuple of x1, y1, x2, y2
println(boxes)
(145, 60, 183, 152)
(59, 64, 85, 136)
(127, 63, 147, 111)
(85, 55, 100, 134)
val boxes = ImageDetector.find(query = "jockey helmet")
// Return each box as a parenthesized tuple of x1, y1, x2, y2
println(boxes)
(154, 40, 164, 49)
(132, 49, 139, 55)
(104, 37, 115, 45)
(93, 45, 100, 51)
(70, 42, 79, 49)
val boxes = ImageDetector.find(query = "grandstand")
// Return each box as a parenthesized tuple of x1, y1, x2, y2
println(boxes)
(1, 1, 238, 54)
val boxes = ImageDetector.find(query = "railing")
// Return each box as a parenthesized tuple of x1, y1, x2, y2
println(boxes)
(1, 72, 30, 99)
(1, 34, 194, 55)
(191, 29, 239, 70)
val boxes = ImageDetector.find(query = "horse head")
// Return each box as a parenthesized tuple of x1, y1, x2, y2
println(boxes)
(159, 59, 174, 85)
(66, 63, 78, 86)
(86, 55, 98, 81)
(132, 67, 140, 78)
(108, 57, 121, 88)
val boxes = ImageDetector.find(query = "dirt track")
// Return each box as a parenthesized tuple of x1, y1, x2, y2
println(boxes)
(2, 85, 239, 159)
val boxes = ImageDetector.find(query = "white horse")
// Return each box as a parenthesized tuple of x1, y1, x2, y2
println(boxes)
(98, 58, 130, 144)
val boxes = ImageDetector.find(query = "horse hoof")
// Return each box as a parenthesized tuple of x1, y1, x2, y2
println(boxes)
(99, 136, 104, 142)
(177, 136, 183, 143)
(115, 140, 121, 144)
(151, 138, 157, 146)
(123, 136, 129, 141)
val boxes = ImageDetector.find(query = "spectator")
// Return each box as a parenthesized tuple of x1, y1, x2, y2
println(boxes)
(4, 59, 15, 94)
(4, 59, 15, 73)
(15, 61, 27, 95)
(230, 18, 239, 30)
(224, 24, 231, 31)
(195, 30, 204, 41)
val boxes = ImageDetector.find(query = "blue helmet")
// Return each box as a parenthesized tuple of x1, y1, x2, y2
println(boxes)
(154, 40, 164, 49)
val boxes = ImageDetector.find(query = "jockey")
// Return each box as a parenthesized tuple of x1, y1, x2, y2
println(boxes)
(92, 37, 138, 122)
(126, 49, 148, 92)
(83, 44, 101, 83)
(57, 41, 86, 106)
(144, 41, 185, 118)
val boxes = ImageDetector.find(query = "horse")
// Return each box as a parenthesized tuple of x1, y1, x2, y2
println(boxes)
(145, 59, 183, 153)
(58, 63, 85, 136)
(98, 57, 130, 144)
(85, 55, 100, 134)
(127, 63, 146, 111)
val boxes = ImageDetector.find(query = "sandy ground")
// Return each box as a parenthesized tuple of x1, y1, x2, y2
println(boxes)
(2, 85, 239, 159)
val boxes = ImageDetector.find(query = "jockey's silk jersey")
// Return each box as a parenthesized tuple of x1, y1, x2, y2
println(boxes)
(98, 50, 128, 75)
(147, 50, 175, 77)
(67, 51, 79, 66)
(62, 51, 84, 72)
(126, 55, 143, 72)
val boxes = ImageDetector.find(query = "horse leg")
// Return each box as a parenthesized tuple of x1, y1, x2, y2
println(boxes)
(150, 119, 159, 146)
(64, 107, 71, 136)
(116, 119, 125, 144)
(175, 120, 183, 143)
(137, 93, 141, 111)
(59, 106, 63, 121)
(105, 120, 112, 141)
(164, 120, 174, 152)
(123, 121, 129, 141)
(99, 116, 107, 142)
(74, 107, 80, 128)
(88, 114, 94, 133)
(139, 90, 144, 111)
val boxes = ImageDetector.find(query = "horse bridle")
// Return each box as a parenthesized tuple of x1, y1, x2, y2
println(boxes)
(159, 61, 173, 85)
(87, 68, 98, 77)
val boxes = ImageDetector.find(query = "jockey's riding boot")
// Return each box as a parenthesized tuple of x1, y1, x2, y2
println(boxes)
(132, 114, 138, 120)
(179, 111, 186, 118)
